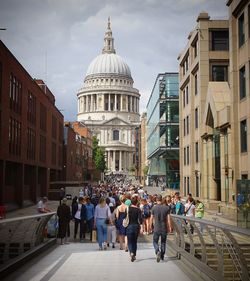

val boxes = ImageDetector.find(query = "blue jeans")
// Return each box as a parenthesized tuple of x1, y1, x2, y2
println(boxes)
(126, 224, 140, 256)
(96, 218, 108, 248)
(153, 231, 167, 256)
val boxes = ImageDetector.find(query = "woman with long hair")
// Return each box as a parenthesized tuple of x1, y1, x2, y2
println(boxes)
(115, 195, 127, 250)
(94, 197, 111, 250)
(125, 195, 143, 262)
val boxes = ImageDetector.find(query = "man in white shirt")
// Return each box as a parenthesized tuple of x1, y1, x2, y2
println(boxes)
(37, 197, 51, 213)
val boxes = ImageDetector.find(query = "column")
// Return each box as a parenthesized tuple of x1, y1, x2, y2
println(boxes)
(86, 95, 89, 112)
(207, 136, 216, 200)
(113, 151, 116, 171)
(103, 94, 105, 110)
(107, 151, 110, 170)
(137, 98, 139, 113)
(126, 95, 129, 111)
(114, 94, 117, 111)
(119, 151, 122, 171)
(121, 94, 123, 111)
(108, 94, 111, 111)
(90, 94, 93, 112)
(130, 96, 133, 112)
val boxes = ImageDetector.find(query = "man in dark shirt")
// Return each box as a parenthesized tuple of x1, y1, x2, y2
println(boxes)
(151, 194, 170, 262)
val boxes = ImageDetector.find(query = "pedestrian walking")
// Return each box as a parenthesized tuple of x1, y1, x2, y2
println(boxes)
(151, 194, 170, 262)
(85, 196, 95, 241)
(115, 195, 127, 250)
(94, 197, 111, 250)
(72, 197, 87, 242)
(57, 198, 71, 245)
(125, 196, 143, 262)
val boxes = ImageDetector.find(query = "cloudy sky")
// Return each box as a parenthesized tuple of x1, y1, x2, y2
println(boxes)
(0, 0, 227, 121)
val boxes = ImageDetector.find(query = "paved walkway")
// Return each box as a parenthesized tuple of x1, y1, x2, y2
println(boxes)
(3, 243, 195, 281)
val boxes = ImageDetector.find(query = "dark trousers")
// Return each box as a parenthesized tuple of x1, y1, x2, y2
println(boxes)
(74, 219, 85, 239)
(126, 224, 140, 256)
(153, 231, 167, 257)
(86, 218, 94, 239)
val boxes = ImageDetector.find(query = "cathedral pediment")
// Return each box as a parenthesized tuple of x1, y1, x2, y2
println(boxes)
(102, 117, 130, 126)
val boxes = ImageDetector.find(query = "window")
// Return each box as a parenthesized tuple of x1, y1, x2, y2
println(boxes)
(211, 30, 229, 51)
(40, 103, 47, 131)
(211, 65, 228, 81)
(186, 86, 189, 105)
(9, 117, 21, 156)
(187, 146, 190, 165)
(195, 142, 199, 163)
(240, 119, 247, 152)
(193, 39, 198, 58)
(52, 142, 56, 165)
(183, 118, 186, 136)
(183, 90, 185, 107)
(242, 174, 248, 179)
(195, 108, 198, 129)
(194, 74, 198, 95)
(27, 91, 36, 125)
(184, 177, 187, 196)
(187, 177, 190, 194)
(239, 13, 245, 47)
(195, 176, 200, 197)
(239, 66, 246, 99)
(52, 115, 57, 139)
(186, 116, 189, 135)
(9, 73, 22, 114)
(184, 147, 186, 165)
(40, 135, 46, 162)
(113, 130, 119, 141)
(27, 128, 36, 160)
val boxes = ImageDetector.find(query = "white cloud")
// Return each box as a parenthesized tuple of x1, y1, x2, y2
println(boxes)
(0, 0, 227, 120)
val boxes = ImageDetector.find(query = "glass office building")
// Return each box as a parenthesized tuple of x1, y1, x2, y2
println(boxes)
(146, 73, 179, 189)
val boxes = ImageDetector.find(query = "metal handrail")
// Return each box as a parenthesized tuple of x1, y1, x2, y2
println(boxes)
(0, 212, 56, 269)
(169, 215, 250, 281)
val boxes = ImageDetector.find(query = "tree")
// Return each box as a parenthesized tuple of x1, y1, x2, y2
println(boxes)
(93, 136, 106, 172)
(143, 165, 149, 176)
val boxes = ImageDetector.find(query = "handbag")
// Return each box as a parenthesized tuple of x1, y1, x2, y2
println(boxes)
(92, 229, 97, 242)
(122, 207, 129, 228)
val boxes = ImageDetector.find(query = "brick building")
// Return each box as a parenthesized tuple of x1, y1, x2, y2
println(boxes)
(0, 40, 64, 209)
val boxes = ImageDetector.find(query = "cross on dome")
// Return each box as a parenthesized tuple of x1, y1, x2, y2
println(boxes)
(102, 17, 116, 54)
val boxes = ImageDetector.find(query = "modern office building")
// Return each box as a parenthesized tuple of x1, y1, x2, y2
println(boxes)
(178, 6, 250, 224)
(147, 73, 179, 189)
(140, 112, 148, 185)
(178, 12, 229, 206)
(0, 41, 64, 209)
(77, 18, 140, 173)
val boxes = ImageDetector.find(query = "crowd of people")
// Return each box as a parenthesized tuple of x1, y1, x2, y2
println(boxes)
(38, 174, 205, 262)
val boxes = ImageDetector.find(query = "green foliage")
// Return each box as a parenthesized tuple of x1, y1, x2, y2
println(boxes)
(93, 136, 106, 172)
(143, 165, 149, 175)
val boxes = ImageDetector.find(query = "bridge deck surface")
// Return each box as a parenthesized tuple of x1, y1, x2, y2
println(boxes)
(3, 242, 194, 281)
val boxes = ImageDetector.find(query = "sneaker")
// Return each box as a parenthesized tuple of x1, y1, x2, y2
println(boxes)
(99, 247, 103, 251)
(156, 251, 161, 263)
(161, 253, 164, 261)
(103, 242, 107, 250)
(131, 253, 136, 262)
(112, 244, 115, 248)
(107, 243, 110, 247)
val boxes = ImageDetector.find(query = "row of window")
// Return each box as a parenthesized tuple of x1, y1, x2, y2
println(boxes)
(184, 142, 199, 165)
(183, 116, 189, 136)
(183, 176, 200, 197)
(86, 78, 132, 86)
(238, 6, 250, 48)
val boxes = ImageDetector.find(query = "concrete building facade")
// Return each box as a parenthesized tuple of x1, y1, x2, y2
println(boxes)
(179, 3, 250, 222)
(77, 19, 140, 173)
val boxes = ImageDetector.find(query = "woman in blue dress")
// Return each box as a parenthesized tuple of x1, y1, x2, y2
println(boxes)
(115, 195, 128, 250)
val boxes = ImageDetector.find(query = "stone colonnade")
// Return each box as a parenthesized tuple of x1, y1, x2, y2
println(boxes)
(106, 150, 133, 171)
(79, 93, 139, 113)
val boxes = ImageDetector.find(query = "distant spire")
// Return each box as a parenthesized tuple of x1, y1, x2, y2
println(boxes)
(102, 17, 116, 54)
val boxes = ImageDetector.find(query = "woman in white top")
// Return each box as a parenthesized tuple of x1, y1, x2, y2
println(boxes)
(184, 197, 195, 234)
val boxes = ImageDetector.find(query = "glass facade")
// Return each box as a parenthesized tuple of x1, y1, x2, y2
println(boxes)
(147, 73, 179, 189)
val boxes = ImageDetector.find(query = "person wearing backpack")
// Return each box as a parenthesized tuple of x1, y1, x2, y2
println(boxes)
(175, 196, 185, 215)
(140, 198, 151, 235)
